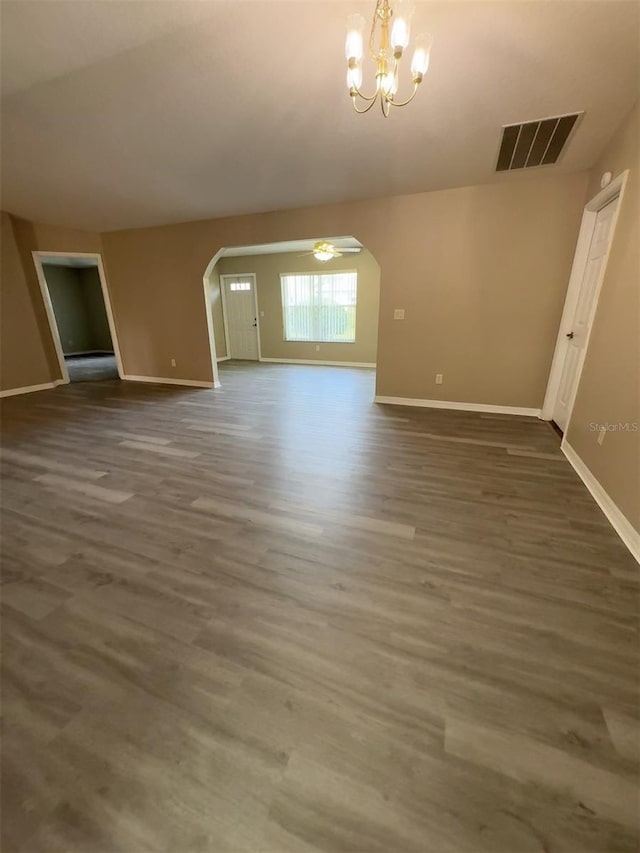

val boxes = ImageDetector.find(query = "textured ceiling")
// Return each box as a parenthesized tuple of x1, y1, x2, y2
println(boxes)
(1, 1, 638, 232)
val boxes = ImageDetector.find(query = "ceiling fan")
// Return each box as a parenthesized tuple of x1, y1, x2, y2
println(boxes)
(300, 240, 362, 262)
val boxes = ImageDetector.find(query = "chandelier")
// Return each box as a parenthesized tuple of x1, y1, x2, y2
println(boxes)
(345, 0, 431, 117)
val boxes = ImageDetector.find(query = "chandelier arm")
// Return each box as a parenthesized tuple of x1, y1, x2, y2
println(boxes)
(350, 83, 378, 102)
(351, 93, 380, 114)
(388, 83, 420, 108)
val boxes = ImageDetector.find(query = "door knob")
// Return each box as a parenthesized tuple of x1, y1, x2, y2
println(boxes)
(566, 331, 574, 339)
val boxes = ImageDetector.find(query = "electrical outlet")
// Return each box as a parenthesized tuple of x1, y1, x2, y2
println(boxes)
(171, 358, 176, 368)
(393, 309, 405, 320)
(315, 345, 320, 352)
(260, 311, 264, 317)
(435, 373, 443, 385)
(597, 428, 606, 446)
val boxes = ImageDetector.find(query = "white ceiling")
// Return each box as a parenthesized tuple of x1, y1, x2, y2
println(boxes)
(220, 236, 363, 257)
(1, 1, 638, 232)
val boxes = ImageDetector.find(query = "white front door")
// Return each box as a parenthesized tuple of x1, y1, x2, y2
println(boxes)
(553, 197, 619, 431)
(222, 276, 259, 360)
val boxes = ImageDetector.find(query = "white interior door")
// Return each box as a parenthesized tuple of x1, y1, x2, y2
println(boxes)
(222, 276, 259, 360)
(553, 197, 619, 431)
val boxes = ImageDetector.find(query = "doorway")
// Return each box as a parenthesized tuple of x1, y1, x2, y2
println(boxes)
(220, 274, 260, 361)
(33, 252, 124, 384)
(542, 172, 627, 430)
(202, 237, 380, 393)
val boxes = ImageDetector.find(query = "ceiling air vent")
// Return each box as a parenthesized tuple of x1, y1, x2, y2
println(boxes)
(496, 113, 582, 171)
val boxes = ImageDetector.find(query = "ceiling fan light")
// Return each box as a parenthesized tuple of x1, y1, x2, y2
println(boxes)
(314, 250, 335, 262)
(313, 240, 337, 262)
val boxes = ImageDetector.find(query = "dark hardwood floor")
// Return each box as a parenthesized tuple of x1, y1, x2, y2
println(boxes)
(1, 361, 638, 852)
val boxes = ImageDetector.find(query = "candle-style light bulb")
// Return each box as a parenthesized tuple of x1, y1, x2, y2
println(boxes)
(391, 0, 414, 53)
(382, 69, 398, 96)
(411, 33, 432, 78)
(345, 14, 365, 61)
(347, 64, 362, 91)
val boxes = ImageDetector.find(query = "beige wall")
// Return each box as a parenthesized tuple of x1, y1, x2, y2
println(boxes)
(566, 102, 639, 531)
(102, 171, 588, 403)
(101, 222, 214, 382)
(373, 177, 589, 404)
(0, 212, 52, 391)
(0, 213, 105, 391)
(216, 249, 380, 364)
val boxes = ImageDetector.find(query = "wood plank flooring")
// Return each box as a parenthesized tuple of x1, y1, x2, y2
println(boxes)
(1, 361, 638, 853)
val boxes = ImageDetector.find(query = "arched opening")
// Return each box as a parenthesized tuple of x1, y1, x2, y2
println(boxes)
(202, 236, 381, 390)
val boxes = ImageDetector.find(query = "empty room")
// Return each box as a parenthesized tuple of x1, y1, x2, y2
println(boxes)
(0, 1, 638, 852)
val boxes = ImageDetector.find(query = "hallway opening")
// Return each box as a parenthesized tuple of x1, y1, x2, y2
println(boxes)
(33, 252, 123, 384)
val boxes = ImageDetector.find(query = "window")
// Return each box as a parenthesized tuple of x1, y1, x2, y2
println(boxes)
(229, 281, 252, 292)
(281, 272, 357, 343)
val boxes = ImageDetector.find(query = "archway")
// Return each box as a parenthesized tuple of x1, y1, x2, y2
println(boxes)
(202, 237, 380, 388)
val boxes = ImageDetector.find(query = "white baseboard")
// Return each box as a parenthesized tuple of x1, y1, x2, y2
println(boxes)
(260, 358, 376, 369)
(122, 374, 214, 389)
(374, 396, 540, 417)
(216, 356, 230, 362)
(562, 441, 639, 564)
(0, 381, 59, 398)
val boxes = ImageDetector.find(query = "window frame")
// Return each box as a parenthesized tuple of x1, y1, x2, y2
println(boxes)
(280, 269, 358, 344)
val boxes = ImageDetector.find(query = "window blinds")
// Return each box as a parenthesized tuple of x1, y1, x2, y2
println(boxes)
(280, 272, 357, 342)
